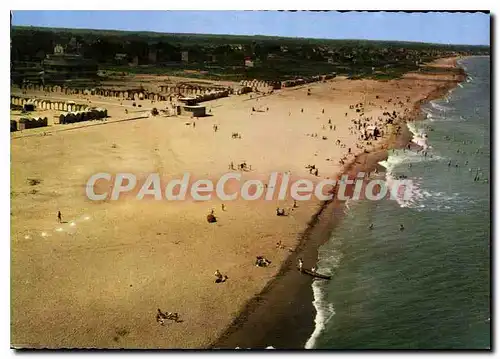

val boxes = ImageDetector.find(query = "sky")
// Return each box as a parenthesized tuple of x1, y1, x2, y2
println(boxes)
(11, 11, 490, 46)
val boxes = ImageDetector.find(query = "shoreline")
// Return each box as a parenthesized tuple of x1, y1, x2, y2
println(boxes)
(210, 57, 467, 349)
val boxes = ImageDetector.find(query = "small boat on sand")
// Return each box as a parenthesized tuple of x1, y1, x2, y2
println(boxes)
(300, 268, 331, 280)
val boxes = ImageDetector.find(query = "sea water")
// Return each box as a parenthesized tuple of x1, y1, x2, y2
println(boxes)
(306, 56, 491, 349)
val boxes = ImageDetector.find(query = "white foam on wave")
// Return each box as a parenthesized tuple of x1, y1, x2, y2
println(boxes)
(380, 150, 468, 211)
(458, 83, 464, 88)
(396, 183, 465, 211)
(380, 149, 444, 171)
(305, 277, 336, 349)
(305, 240, 342, 349)
(422, 108, 444, 123)
(430, 101, 451, 112)
(407, 122, 429, 150)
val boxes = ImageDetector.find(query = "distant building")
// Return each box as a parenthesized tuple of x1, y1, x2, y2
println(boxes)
(129, 56, 139, 67)
(115, 53, 127, 61)
(114, 53, 128, 65)
(11, 61, 44, 85)
(54, 44, 64, 55)
(244, 57, 254, 68)
(148, 49, 157, 64)
(41, 45, 98, 84)
(181, 51, 189, 63)
(208, 54, 217, 63)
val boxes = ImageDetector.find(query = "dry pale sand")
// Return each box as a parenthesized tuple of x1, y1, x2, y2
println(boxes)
(10, 57, 463, 348)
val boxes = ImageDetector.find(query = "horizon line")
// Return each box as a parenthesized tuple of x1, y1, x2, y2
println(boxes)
(12, 24, 490, 48)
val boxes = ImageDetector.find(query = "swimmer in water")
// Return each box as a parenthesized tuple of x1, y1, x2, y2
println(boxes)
(400, 224, 405, 231)
(369, 224, 374, 230)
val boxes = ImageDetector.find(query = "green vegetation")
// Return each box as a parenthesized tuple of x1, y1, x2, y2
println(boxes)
(11, 25, 490, 83)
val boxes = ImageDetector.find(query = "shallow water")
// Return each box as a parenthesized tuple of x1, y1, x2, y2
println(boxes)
(307, 56, 491, 349)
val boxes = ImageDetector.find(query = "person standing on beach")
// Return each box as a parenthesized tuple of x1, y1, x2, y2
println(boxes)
(298, 258, 303, 271)
(57, 211, 62, 223)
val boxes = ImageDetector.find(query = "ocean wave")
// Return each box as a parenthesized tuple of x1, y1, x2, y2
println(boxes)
(305, 241, 341, 349)
(379, 150, 444, 173)
(458, 83, 464, 88)
(384, 170, 466, 211)
(407, 122, 429, 150)
(430, 101, 451, 112)
(305, 278, 336, 349)
(422, 106, 461, 123)
(422, 109, 445, 123)
(380, 151, 469, 211)
(426, 115, 465, 123)
(395, 184, 465, 211)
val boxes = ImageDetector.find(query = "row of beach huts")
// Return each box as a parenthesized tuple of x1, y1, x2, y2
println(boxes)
(10, 96, 108, 131)
(280, 73, 337, 88)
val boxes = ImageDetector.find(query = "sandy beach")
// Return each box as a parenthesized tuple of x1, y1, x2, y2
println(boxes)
(10, 57, 464, 349)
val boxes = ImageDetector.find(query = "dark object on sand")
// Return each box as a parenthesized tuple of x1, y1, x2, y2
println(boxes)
(207, 213, 217, 223)
(301, 268, 331, 280)
(156, 308, 181, 325)
(255, 256, 271, 267)
(215, 275, 228, 283)
(276, 207, 287, 216)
